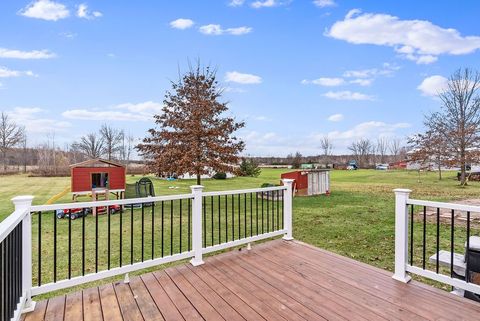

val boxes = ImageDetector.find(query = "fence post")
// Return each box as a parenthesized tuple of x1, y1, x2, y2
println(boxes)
(11, 195, 36, 313)
(392, 188, 412, 283)
(282, 179, 295, 240)
(190, 185, 204, 266)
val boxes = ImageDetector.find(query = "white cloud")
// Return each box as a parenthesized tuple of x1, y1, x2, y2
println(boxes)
(19, 0, 69, 21)
(417, 75, 449, 97)
(313, 0, 336, 8)
(302, 77, 345, 86)
(59, 31, 76, 38)
(62, 101, 163, 122)
(0, 48, 56, 59)
(0, 66, 37, 78)
(76, 3, 102, 19)
(323, 90, 374, 101)
(8, 107, 71, 134)
(327, 113, 344, 122)
(310, 121, 410, 151)
(199, 24, 252, 36)
(327, 9, 480, 64)
(229, 0, 245, 7)
(349, 78, 373, 86)
(225, 71, 262, 84)
(170, 18, 194, 30)
(343, 63, 399, 79)
(251, 0, 291, 8)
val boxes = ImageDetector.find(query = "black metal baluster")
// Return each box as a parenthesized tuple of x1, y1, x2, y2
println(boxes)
(218, 195, 221, 244)
(68, 209, 72, 279)
(272, 191, 275, 231)
(82, 208, 85, 275)
(203, 198, 206, 247)
(451, 209, 455, 279)
(179, 199, 182, 253)
(53, 210, 57, 282)
(410, 204, 414, 265)
(436, 208, 440, 274)
(232, 194, 235, 240)
(152, 202, 155, 259)
(211, 196, 214, 246)
(256, 193, 259, 235)
(119, 207, 122, 267)
(244, 193, 247, 238)
(225, 195, 228, 242)
(141, 203, 145, 261)
(281, 190, 284, 228)
(161, 201, 164, 257)
(95, 208, 98, 273)
(188, 199, 191, 251)
(261, 192, 264, 234)
(466, 211, 471, 282)
(238, 194, 241, 239)
(422, 206, 426, 269)
(130, 205, 134, 265)
(108, 206, 111, 270)
(170, 200, 173, 256)
(266, 191, 269, 232)
(276, 190, 280, 230)
(38, 211, 41, 286)
(250, 192, 253, 237)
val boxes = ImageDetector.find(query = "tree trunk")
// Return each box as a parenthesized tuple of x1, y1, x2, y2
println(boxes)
(196, 173, 201, 185)
(2, 150, 6, 172)
(438, 162, 442, 180)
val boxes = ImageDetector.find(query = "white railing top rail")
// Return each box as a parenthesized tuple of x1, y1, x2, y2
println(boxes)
(202, 185, 286, 197)
(0, 208, 28, 243)
(30, 193, 195, 212)
(407, 198, 480, 213)
(29, 186, 288, 212)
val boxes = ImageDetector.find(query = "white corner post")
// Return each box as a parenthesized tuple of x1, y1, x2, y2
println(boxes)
(190, 185, 205, 266)
(392, 189, 412, 283)
(11, 195, 36, 313)
(282, 179, 295, 241)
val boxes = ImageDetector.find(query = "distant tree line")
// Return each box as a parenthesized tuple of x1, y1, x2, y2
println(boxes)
(0, 113, 140, 176)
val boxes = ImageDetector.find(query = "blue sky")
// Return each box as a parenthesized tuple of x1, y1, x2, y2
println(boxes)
(1, 0, 479, 156)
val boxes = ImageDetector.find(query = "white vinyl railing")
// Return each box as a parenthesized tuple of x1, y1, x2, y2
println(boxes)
(393, 189, 480, 297)
(0, 179, 294, 318)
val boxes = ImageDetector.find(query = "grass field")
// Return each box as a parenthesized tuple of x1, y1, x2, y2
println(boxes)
(1, 169, 479, 298)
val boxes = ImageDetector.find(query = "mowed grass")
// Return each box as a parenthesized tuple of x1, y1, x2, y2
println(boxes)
(1, 168, 480, 297)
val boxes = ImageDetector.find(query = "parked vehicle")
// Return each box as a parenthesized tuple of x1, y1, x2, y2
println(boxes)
(347, 160, 358, 170)
(375, 164, 389, 170)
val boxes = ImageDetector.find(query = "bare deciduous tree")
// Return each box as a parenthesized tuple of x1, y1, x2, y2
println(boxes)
(348, 138, 374, 168)
(100, 124, 124, 161)
(376, 137, 389, 163)
(138, 63, 245, 185)
(432, 68, 480, 185)
(75, 133, 104, 159)
(320, 135, 333, 159)
(389, 138, 402, 162)
(0, 112, 25, 171)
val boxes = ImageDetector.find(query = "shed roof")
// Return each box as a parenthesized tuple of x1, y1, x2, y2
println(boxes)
(70, 158, 125, 168)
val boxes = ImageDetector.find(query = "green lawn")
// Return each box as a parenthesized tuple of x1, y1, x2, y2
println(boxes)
(1, 168, 478, 298)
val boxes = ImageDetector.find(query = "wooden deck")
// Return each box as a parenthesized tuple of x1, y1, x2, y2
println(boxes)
(22, 239, 480, 321)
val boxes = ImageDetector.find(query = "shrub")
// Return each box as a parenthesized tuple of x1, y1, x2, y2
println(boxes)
(213, 172, 227, 179)
(239, 158, 261, 177)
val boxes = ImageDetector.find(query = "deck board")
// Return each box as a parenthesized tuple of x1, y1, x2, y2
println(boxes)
(23, 239, 480, 321)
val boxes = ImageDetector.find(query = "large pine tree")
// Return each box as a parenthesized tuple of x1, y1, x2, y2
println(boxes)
(138, 64, 245, 185)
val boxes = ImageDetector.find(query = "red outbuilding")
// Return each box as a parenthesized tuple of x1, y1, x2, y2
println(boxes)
(70, 159, 126, 200)
(281, 169, 330, 196)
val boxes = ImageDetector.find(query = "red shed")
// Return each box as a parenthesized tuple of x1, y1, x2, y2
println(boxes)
(70, 159, 126, 199)
(281, 169, 330, 196)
